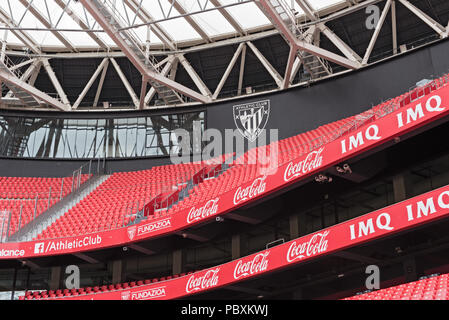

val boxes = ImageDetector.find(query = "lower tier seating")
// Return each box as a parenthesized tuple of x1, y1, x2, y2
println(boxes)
(19, 270, 198, 300)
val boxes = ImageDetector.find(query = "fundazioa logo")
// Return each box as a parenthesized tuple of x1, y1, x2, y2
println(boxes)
(137, 218, 172, 236)
(130, 287, 166, 300)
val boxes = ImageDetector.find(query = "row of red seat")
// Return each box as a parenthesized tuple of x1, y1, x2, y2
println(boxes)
(32, 73, 449, 240)
(0, 175, 90, 237)
(34, 160, 224, 239)
(19, 271, 197, 300)
(343, 273, 449, 300)
(22, 272, 449, 300)
(16, 73, 449, 300)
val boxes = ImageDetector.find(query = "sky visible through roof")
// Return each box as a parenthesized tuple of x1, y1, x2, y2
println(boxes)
(0, 0, 346, 48)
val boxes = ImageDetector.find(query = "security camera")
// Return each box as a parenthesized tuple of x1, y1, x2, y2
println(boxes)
(315, 174, 332, 183)
(336, 164, 352, 174)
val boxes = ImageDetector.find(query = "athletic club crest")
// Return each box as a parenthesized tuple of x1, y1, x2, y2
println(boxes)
(121, 291, 131, 300)
(127, 226, 137, 240)
(233, 100, 270, 142)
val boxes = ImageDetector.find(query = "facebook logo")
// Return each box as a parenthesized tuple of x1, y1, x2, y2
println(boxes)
(34, 242, 45, 254)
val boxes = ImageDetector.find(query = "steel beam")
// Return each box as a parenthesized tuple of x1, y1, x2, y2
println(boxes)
(392, 0, 398, 54)
(144, 56, 177, 106)
(398, 0, 446, 38)
(126, 1, 210, 101)
(73, 57, 109, 109)
(318, 23, 362, 62)
(110, 57, 140, 108)
(54, 0, 109, 49)
(93, 58, 109, 107)
(213, 42, 245, 99)
(42, 58, 71, 106)
(0, 7, 42, 54)
(169, 0, 212, 43)
(79, 0, 211, 104)
(209, 0, 245, 35)
(362, 0, 392, 65)
(257, 0, 360, 70)
(0, 70, 70, 111)
(237, 43, 246, 95)
(295, 0, 317, 21)
(289, 56, 302, 83)
(18, 0, 77, 52)
(177, 53, 212, 97)
(125, 0, 176, 50)
(283, 46, 297, 89)
(247, 41, 283, 88)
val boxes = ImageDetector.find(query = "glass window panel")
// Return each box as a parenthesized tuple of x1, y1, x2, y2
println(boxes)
(0, 111, 205, 159)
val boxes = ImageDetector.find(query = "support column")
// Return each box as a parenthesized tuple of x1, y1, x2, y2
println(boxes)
(403, 257, 418, 283)
(289, 214, 299, 240)
(292, 287, 303, 300)
(49, 266, 62, 291)
(173, 249, 185, 275)
(231, 234, 243, 260)
(393, 173, 410, 202)
(111, 260, 123, 284)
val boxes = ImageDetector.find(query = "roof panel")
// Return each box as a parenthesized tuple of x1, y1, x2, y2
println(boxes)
(219, 1, 271, 30)
(192, 10, 236, 36)
(158, 18, 202, 41)
(0, 0, 359, 49)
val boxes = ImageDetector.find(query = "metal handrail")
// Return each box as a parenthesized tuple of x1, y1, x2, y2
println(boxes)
(0, 159, 104, 242)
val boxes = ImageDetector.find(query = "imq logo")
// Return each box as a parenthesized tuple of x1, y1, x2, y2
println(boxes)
(233, 100, 270, 142)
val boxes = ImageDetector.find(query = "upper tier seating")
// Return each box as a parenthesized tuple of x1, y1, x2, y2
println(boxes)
(26, 72, 449, 241)
(0, 175, 89, 238)
(34, 162, 212, 239)
(343, 273, 449, 300)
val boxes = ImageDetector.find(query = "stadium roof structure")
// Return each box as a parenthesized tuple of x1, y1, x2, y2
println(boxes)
(0, 0, 448, 111)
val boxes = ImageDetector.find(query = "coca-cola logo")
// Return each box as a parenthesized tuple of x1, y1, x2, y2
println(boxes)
(233, 251, 270, 280)
(185, 268, 220, 293)
(286, 231, 329, 263)
(187, 198, 219, 224)
(284, 147, 324, 182)
(233, 176, 267, 205)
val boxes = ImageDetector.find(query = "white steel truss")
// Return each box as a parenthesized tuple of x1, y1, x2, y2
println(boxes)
(0, 0, 446, 111)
